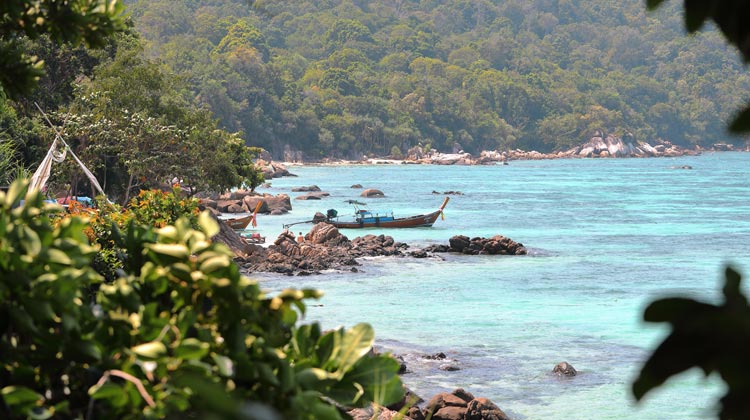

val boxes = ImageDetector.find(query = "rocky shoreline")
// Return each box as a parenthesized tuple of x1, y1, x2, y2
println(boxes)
(210, 221, 530, 419)
(221, 222, 527, 275)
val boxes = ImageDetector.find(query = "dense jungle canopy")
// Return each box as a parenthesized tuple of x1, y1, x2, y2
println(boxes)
(127, 0, 750, 159)
(3, 0, 750, 171)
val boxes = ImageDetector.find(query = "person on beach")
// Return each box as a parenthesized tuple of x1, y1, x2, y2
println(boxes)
(297, 232, 304, 243)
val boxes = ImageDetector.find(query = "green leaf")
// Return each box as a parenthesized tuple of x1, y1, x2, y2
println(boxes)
(200, 255, 230, 274)
(68, 339, 102, 362)
(28, 406, 54, 420)
(1, 386, 42, 406)
(46, 248, 73, 266)
(146, 243, 189, 260)
(174, 338, 209, 360)
(171, 371, 239, 416)
(729, 105, 750, 133)
(21, 225, 42, 258)
(5, 179, 28, 208)
(297, 367, 336, 389)
(642, 297, 714, 323)
(340, 356, 403, 407)
(212, 354, 235, 377)
(722, 266, 747, 306)
(291, 391, 343, 419)
(645, 0, 666, 10)
(132, 341, 167, 359)
(89, 382, 129, 408)
(683, 0, 711, 32)
(333, 323, 374, 376)
(316, 330, 336, 367)
(199, 211, 220, 237)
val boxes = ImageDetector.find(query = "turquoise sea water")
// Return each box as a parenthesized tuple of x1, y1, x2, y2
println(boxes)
(246, 152, 750, 419)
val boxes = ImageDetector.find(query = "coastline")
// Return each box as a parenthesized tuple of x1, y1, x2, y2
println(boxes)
(269, 144, 744, 169)
(244, 156, 746, 419)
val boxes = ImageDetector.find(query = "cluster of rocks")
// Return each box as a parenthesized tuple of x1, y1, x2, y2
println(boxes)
(345, 353, 580, 420)
(568, 132, 697, 158)
(293, 185, 331, 200)
(225, 223, 530, 274)
(236, 223, 408, 275)
(349, 388, 510, 420)
(395, 133, 700, 165)
(255, 158, 296, 179)
(423, 235, 527, 256)
(200, 189, 292, 215)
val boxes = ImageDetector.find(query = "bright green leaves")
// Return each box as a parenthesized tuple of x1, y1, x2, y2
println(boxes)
(332, 323, 376, 376)
(1, 177, 399, 419)
(289, 323, 404, 410)
(132, 341, 168, 360)
(633, 267, 750, 419)
(1, 179, 103, 418)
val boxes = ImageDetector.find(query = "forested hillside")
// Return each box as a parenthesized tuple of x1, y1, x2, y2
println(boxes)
(121, 0, 750, 159)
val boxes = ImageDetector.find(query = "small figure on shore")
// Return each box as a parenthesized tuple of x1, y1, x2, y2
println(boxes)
(297, 232, 304, 243)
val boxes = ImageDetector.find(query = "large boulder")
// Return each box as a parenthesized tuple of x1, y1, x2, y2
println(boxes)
(442, 235, 527, 255)
(423, 389, 509, 420)
(295, 192, 330, 200)
(292, 185, 321, 192)
(256, 159, 295, 179)
(230, 189, 256, 200)
(263, 194, 292, 213)
(216, 199, 243, 213)
(465, 398, 510, 420)
(361, 188, 385, 198)
(242, 196, 270, 213)
(308, 222, 348, 246)
(211, 214, 251, 257)
(238, 224, 407, 274)
(552, 361, 577, 377)
(348, 404, 402, 420)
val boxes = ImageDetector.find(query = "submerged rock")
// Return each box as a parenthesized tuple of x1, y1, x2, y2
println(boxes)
(361, 188, 385, 197)
(423, 389, 510, 420)
(552, 361, 578, 377)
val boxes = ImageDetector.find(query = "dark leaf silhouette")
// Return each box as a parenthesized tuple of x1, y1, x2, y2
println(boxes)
(633, 267, 750, 419)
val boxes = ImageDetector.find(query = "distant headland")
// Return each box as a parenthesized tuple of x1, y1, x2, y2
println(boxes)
(261, 132, 744, 169)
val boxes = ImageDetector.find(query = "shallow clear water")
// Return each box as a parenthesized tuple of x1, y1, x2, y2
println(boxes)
(247, 152, 750, 419)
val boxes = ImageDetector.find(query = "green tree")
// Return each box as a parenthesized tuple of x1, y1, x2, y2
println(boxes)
(54, 32, 262, 202)
(0, 0, 126, 99)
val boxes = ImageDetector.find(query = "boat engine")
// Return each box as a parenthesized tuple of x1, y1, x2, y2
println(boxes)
(326, 209, 338, 220)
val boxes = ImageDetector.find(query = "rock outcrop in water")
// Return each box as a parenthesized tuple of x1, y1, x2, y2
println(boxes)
(397, 132, 699, 164)
(230, 225, 527, 275)
(237, 223, 408, 275)
(552, 361, 578, 377)
(424, 235, 527, 255)
(199, 190, 292, 215)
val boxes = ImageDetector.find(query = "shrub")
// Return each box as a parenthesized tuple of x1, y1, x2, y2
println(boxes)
(1, 179, 403, 419)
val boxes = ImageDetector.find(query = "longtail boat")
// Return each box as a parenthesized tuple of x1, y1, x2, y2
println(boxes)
(325, 197, 449, 229)
(224, 214, 254, 230)
(223, 201, 263, 230)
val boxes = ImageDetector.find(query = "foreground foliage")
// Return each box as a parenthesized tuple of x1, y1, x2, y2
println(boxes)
(633, 267, 750, 419)
(0, 179, 403, 419)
